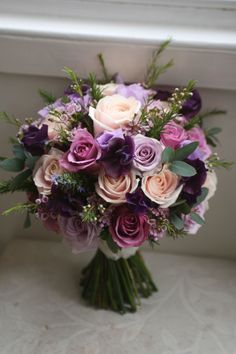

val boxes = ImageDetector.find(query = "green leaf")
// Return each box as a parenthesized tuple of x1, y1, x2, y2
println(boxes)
(206, 127, 222, 136)
(161, 147, 175, 163)
(10, 169, 32, 191)
(174, 142, 199, 161)
(12, 144, 26, 160)
(177, 202, 191, 215)
(190, 212, 205, 225)
(97, 53, 111, 82)
(0, 158, 24, 172)
(170, 213, 184, 230)
(25, 156, 39, 170)
(194, 187, 209, 207)
(170, 161, 196, 177)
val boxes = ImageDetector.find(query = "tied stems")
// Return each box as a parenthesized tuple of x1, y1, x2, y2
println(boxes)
(80, 249, 157, 314)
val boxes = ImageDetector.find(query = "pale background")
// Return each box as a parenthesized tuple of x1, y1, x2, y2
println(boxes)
(0, 72, 235, 259)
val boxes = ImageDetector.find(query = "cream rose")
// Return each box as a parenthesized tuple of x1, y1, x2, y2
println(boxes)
(89, 94, 141, 136)
(33, 148, 64, 195)
(99, 83, 118, 96)
(96, 170, 139, 204)
(141, 168, 183, 208)
(41, 114, 68, 141)
(203, 170, 218, 201)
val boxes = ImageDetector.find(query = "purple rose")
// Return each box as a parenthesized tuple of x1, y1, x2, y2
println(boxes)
(181, 89, 202, 120)
(116, 83, 152, 105)
(60, 129, 101, 172)
(160, 121, 187, 149)
(133, 134, 163, 172)
(187, 127, 212, 160)
(98, 130, 134, 178)
(59, 215, 99, 254)
(21, 124, 48, 155)
(183, 202, 206, 234)
(109, 205, 149, 248)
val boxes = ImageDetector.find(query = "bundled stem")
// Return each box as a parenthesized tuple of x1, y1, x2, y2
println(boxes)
(80, 250, 157, 314)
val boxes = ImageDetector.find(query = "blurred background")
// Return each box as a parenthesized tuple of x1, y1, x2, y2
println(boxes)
(0, 0, 235, 258)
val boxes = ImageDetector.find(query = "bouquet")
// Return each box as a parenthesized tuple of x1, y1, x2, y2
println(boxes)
(0, 40, 231, 314)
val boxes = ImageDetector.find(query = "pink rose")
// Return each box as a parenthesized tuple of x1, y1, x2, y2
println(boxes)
(109, 205, 149, 248)
(89, 94, 141, 136)
(160, 121, 187, 149)
(33, 148, 64, 195)
(59, 215, 99, 254)
(96, 170, 139, 204)
(141, 167, 183, 208)
(187, 127, 212, 160)
(60, 129, 101, 172)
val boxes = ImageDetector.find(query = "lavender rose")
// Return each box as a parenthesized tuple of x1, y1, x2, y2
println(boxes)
(116, 83, 153, 105)
(60, 129, 101, 172)
(133, 134, 163, 173)
(160, 121, 187, 149)
(109, 205, 149, 248)
(59, 215, 99, 254)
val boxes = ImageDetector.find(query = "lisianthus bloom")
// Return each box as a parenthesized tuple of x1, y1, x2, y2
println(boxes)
(21, 124, 48, 155)
(109, 205, 149, 248)
(133, 134, 163, 173)
(141, 167, 183, 208)
(33, 148, 64, 195)
(126, 188, 152, 213)
(183, 202, 207, 234)
(181, 89, 202, 119)
(96, 170, 139, 204)
(116, 83, 153, 105)
(89, 94, 141, 136)
(98, 130, 134, 177)
(60, 129, 101, 173)
(59, 215, 99, 254)
(182, 158, 207, 204)
(160, 121, 187, 149)
(187, 127, 212, 160)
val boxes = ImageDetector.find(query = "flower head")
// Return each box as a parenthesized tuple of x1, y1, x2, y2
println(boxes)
(21, 124, 48, 155)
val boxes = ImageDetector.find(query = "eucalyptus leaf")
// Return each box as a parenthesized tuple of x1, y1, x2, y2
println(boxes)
(206, 127, 222, 136)
(161, 147, 175, 163)
(10, 169, 32, 191)
(170, 161, 196, 177)
(194, 187, 209, 207)
(190, 212, 205, 225)
(25, 156, 39, 170)
(174, 142, 199, 161)
(12, 144, 26, 160)
(0, 158, 24, 172)
(170, 213, 184, 230)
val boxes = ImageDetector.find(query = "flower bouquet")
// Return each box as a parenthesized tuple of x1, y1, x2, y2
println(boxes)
(0, 40, 231, 313)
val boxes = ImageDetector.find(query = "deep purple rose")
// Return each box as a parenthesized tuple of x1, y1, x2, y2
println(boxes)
(109, 205, 150, 248)
(133, 134, 163, 172)
(21, 124, 48, 155)
(60, 129, 101, 172)
(59, 215, 99, 254)
(181, 89, 202, 120)
(116, 83, 152, 105)
(98, 130, 134, 178)
(182, 158, 207, 204)
(160, 121, 187, 149)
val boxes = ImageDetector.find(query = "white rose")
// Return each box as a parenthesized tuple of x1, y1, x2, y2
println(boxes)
(203, 170, 218, 201)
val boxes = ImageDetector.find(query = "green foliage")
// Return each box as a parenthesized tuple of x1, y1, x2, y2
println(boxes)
(12, 144, 25, 159)
(170, 213, 184, 230)
(54, 172, 91, 194)
(193, 187, 209, 207)
(0, 158, 24, 172)
(161, 147, 175, 163)
(38, 89, 56, 104)
(0, 169, 34, 194)
(100, 228, 120, 254)
(63, 66, 83, 96)
(97, 53, 111, 82)
(81, 204, 98, 223)
(169, 161, 196, 177)
(185, 109, 226, 130)
(88, 73, 103, 102)
(24, 211, 32, 228)
(207, 154, 234, 169)
(0, 111, 21, 127)
(145, 39, 173, 88)
(205, 127, 222, 147)
(161, 142, 199, 164)
(190, 212, 205, 225)
(2, 202, 36, 216)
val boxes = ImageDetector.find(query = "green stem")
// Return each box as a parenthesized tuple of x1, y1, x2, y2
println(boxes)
(80, 249, 157, 314)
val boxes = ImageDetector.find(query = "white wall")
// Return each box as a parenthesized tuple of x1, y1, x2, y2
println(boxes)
(0, 72, 235, 259)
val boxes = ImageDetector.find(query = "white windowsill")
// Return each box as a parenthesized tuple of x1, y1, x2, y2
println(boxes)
(0, 0, 236, 90)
